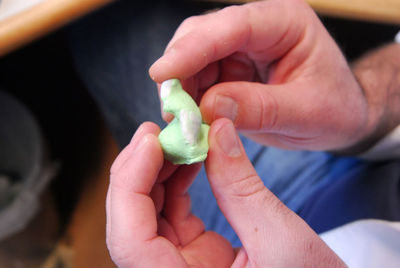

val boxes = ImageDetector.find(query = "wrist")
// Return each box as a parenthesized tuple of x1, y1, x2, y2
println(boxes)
(336, 43, 400, 155)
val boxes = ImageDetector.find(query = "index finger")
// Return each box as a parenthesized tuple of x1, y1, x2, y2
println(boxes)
(106, 130, 164, 265)
(107, 123, 192, 267)
(107, 133, 163, 239)
(149, 0, 309, 83)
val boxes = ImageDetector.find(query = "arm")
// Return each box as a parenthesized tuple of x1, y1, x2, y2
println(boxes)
(340, 43, 400, 157)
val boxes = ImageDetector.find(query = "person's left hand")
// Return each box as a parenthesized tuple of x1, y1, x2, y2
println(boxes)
(106, 122, 235, 267)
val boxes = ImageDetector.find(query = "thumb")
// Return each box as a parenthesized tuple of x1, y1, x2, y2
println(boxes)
(205, 118, 292, 251)
(199, 81, 327, 138)
(205, 119, 345, 266)
(200, 81, 296, 132)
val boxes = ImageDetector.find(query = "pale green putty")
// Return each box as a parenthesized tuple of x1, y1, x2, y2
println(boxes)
(158, 79, 210, 164)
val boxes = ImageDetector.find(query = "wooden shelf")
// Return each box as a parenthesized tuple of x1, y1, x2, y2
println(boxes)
(201, 0, 400, 25)
(0, 0, 113, 56)
(0, 0, 398, 57)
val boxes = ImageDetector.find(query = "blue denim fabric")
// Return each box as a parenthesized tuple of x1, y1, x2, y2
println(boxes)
(189, 140, 400, 246)
(188, 137, 373, 246)
(68, 0, 400, 247)
(68, 0, 200, 147)
(300, 160, 400, 234)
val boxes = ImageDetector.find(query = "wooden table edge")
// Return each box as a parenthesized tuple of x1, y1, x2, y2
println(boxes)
(0, 0, 114, 57)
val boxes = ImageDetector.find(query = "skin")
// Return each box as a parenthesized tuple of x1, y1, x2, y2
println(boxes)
(107, 0, 400, 266)
(149, 0, 398, 152)
(107, 120, 345, 267)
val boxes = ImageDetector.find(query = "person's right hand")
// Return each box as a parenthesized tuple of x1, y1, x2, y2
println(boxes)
(150, 0, 384, 153)
(205, 118, 346, 267)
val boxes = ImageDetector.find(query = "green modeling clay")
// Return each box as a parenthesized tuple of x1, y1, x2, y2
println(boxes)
(158, 79, 210, 164)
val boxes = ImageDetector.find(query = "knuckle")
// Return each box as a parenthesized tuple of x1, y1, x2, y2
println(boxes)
(257, 188, 294, 220)
(227, 174, 266, 198)
(106, 238, 134, 267)
(257, 89, 279, 131)
(302, 238, 343, 267)
(225, 173, 295, 218)
(268, 194, 292, 217)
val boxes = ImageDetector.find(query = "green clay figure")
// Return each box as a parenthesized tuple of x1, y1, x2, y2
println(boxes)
(158, 79, 210, 164)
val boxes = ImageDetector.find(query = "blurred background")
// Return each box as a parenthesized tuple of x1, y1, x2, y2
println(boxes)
(0, 0, 398, 267)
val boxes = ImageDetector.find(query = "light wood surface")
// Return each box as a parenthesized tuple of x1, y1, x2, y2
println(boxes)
(203, 0, 400, 25)
(0, 0, 113, 57)
(309, 0, 400, 24)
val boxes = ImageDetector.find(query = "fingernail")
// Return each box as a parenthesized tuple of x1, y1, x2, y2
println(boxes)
(216, 121, 242, 157)
(133, 134, 151, 154)
(215, 95, 238, 122)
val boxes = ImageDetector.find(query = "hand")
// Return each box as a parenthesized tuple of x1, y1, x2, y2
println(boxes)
(106, 120, 346, 267)
(106, 122, 235, 267)
(149, 0, 376, 152)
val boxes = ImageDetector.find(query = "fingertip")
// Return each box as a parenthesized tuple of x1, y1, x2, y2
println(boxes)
(111, 125, 162, 175)
(143, 133, 164, 162)
(149, 59, 166, 83)
(139, 122, 162, 136)
(208, 118, 243, 159)
(205, 118, 256, 191)
(111, 133, 164, 194)
(208, 118, 233, 138)
(199, 91, 214, 124)
(128, 122, 161, 144)
(148, 65, 156, 82)
(149, 52, 178, 83)
(200, 83, 238, 125)
(200, 83, 227, 124)
(128, 122, 161, 159)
